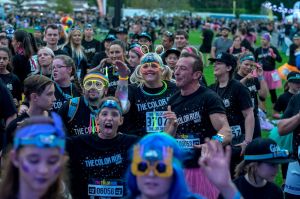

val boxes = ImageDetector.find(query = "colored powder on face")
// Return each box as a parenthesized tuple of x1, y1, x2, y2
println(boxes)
(21, 160, 30, 173)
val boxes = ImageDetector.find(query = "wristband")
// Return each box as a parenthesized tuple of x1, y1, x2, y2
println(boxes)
(212, 133, 224, 143)
(258, 76, 264, 81)
(119, 76, 129, 80)
(232, 191, 242, 199)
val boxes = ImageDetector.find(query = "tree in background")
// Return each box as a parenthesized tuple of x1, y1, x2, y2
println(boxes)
(55, 0, 73, 14)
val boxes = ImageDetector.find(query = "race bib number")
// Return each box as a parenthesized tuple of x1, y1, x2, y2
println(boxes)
(146, 111, 167, 133)
(231, 125, 242, 138)
(271, 71, 280, 82)
(88, 180, 123, 198)
(176, 134, 200, 149)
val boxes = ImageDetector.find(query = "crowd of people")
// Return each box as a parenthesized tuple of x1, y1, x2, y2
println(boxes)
(0, 13, 300, 199)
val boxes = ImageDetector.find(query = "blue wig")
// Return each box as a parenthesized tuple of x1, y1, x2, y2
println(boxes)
(126, 133, 200, 199)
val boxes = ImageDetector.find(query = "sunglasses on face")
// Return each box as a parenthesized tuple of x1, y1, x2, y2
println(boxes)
(83, 79, 105, 91)
(131, 160, 173, 178)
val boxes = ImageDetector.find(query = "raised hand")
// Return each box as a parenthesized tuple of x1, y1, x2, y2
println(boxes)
(115, 60, 130, 78)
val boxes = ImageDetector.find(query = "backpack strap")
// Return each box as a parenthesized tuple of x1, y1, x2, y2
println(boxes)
(67, 97, 80, 123)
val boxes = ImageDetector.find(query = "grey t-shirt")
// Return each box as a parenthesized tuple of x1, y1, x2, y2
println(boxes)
(213, 37, 233, 56)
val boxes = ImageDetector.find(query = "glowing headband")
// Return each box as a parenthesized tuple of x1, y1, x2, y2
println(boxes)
(239, 55, 255, 63)
(14, 113, 66, 154)
(83, 73, 109, 87)
(99, 99, 122, 115)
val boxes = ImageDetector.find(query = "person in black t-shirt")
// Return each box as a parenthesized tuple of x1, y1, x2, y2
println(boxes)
(273, 72, 300, 119)
(52, 55, 81, 112)
(227, 35, 246, 59)
(287, 33, 300, 68)
(31, 47, 55, 79)
(254, 33, 282, 106)
(168, 52, 231, 199)
(209, 52, 254, 176)
(82, 24, 102, 66)
(95, 40, 129, 96)
(278, 92, 300, 198)
(234, 52, 268, 139)
(0, 47, 22, 107)
(115, 52, 177, 137)
(0, 79, 16, 155)
(11, 30, 35, 83)
(6, 75, 55, 147)
(219, 138, 293, 199)
(62, 28, 88, 81)
(67, 97, 138, 199)
(44, 24, 69, 56)
(59, 71, 109, 136)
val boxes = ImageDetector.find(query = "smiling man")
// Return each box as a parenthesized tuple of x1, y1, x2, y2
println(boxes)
(58, 71, 109, 136)
(168, 52, 231, 198)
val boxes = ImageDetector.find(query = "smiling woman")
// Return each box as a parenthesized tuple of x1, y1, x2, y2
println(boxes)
(116, 53, 178, 137)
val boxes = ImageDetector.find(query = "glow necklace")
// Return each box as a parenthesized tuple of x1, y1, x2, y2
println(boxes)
(140, 81, 168, 96)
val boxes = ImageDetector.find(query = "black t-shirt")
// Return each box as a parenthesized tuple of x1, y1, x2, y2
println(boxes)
(209, 79, 253, 145)
(120, 81, 177, 136)
(53, 48, 69, 56)
(168, 86, 225, 168)
(288, 43, 299, 66)
(234, 73, 260, 116)
(5, 112, 30, 146)
(218, 176, 284, 199)
(254, 46, 282, 71)
(282, 93, 300, 161)
(12, 54, 33, 83)
(273, 91, 294, 113)
(52, 83, 81, 113)
(58, 96, 99, 137)
(66, 133, 138, 199)
(0, 79, 17, 150)
(0, 73, 22, 101)
(200, 29, 214, 53)
(82, 39, 102, 64)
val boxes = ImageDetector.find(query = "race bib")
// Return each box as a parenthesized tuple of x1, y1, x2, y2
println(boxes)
(146, 111, 167, 133)
(176, 134, 200, 149)
(271, 71, 281, 82)
(88, 179, 124, 198)
(231, 125, 242, 138)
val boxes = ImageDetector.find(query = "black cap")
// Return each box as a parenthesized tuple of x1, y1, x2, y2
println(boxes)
(116, 27, 128, 34)
(164, 48, 181, 58)
(209, 52, 237, 69)
(104, 34, 117, 42)
(244, 138, 295, 164)
(287, 71, 300, 83)
(138, 32, 152, 41)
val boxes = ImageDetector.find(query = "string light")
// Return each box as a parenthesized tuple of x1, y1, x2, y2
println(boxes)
(262, 2, 294, 14)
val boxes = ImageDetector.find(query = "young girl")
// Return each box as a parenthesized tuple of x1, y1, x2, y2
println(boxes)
(219, 138, 293, 199)
(0, 47, 22, 107)
(0, 113, 69, 199)
(11, 30, 35, 83)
